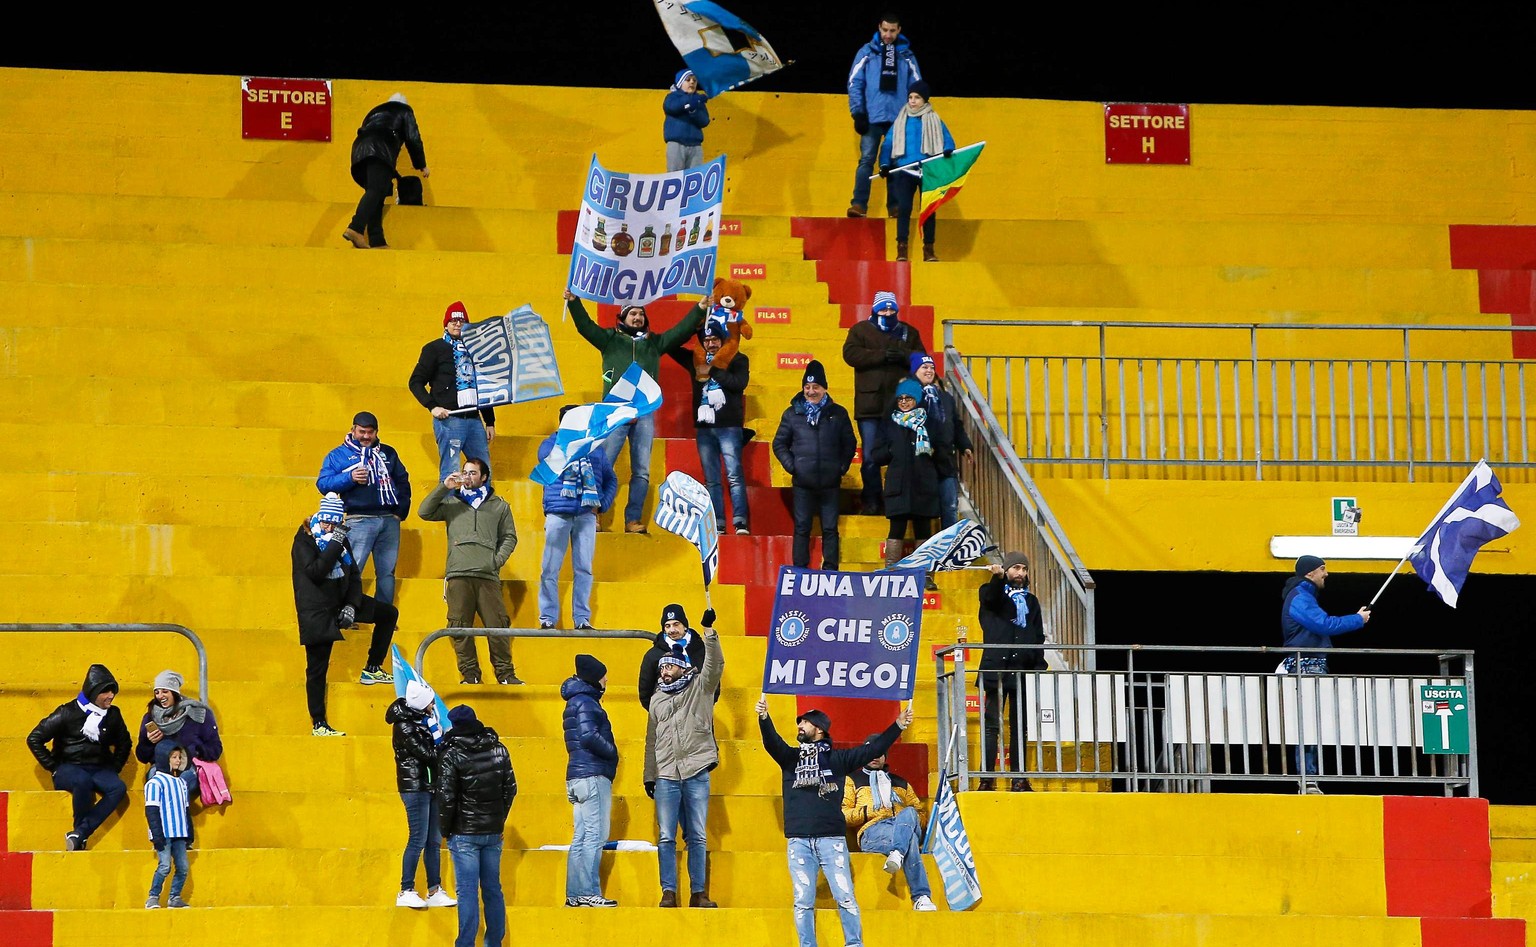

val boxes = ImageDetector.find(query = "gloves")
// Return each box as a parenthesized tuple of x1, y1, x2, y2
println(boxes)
(885, 346, 907, 365)
(338, 605, 356, 627)
(878, 165, 892, 178)
(701, 608, 716, 628)
(944, 148, 954, 158)
(645, 781, 656, 799)
(853, 112, 869, 135)
(331, 521, 351, 540)
(153, 839, 166, 853)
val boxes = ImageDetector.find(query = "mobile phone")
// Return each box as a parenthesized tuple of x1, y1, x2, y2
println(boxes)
(146, 721, 162, 738)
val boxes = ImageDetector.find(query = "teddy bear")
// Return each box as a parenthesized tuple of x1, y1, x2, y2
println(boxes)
(689, 275, 754, 383)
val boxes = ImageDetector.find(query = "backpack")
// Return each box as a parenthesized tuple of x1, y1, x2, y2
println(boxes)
(396, 175, 424, 206)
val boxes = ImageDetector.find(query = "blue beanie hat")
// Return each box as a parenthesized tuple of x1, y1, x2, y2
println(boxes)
(673, 69, 696, 90)
(447, 704, 477, 726)
(1295, 555, 1326, 576)
(316, 493, 345, 524)
(872, 291, 899, 316)
(895, 377, 923, 401)
(910, 352, 936, 374)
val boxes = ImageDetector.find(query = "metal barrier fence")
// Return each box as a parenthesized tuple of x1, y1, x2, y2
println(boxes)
(413, 626, 655, 677)
(933, 642, 1476, 796)
(944, 355, 1097, 667)
(0, 623, 210, 699)
(945, 320, 1536, 482)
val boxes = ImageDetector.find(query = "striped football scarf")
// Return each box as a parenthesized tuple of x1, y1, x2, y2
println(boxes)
(891, 406, 932, 456)
(343, 434, 400, 507)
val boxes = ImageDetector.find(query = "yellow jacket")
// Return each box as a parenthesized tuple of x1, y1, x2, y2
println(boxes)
(842, 768, 923, 846)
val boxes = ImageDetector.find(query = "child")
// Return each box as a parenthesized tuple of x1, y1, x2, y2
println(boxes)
(144, 740, 198, 908)
(878, 80, 955, 263)
(663, 69, 710, 171)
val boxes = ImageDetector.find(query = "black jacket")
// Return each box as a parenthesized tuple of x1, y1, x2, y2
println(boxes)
(917, 384, 973, 479)
(385, 698, 438, 794)
(842, 319, 927, 419)
(759, 719, 902, 838)
(870, 409, 941, 519)
(437, 718, 516, 836)
(350, 101, 426, 182)
(290, 525, 361, 647)
(27, 664, 132, 773)
(407, 338, 497, 426)
(637, 629, 720, 710)
(562, 677, 619, 781)
(978, 575, 1046, 671)
(666, 346, 750, 429)
(773, 394, 857, 490)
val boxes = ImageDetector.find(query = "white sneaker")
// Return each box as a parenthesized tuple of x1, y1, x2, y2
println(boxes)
(913, 895, 938, 912)
(1304, 782, 1325, 795)
(396, 890, 428, 908)
(425, 887, 457, 907)
(883, 850, 904, 874)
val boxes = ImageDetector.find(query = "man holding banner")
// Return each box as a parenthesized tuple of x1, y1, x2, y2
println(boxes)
(408, 302, 498, 481)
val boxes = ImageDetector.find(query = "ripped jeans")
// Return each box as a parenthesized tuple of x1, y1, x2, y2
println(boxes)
(787, 836, 861, 947)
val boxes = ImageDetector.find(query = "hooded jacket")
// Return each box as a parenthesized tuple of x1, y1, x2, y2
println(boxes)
(1280, 575, 1366, 659)
(847, 31, 923, 125)
(772, 393, 857, 490)
(643, 627, 724, 785)
(538, 433, 619, 517)
(662, 84, 711, 146)
(290, 524, 361, 647)
(350, 100, 426, 182)
(759, 718, 902, 838)
(27, 664, 132, 773)
(385, 697, 438, 794)
(437, 717, 516, 836)
(977, 574, 1046, 672)
(567, 296, 706, 396)
(842, 318, 928, 419)
(417, 483, 518, 580)
(144, 738, 198, 848)
(561, 676, 619, 781)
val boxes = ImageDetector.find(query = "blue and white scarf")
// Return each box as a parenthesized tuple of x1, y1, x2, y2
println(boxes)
(458, 485, 489, 509)
(921, 383, 946, 423)
(308, 513, 354, 577)
(891, 406, 932, 456)
(76, 695, 107, 743)
(446, 328, 475, 393)
(559, 458, 602, 510)
(343, 434, 400, 507)
(1006, 585, 1031, 627)
(804, 394, 828, 428)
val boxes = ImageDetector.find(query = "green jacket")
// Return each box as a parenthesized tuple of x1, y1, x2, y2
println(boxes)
(418, 485, 517, 580)
(568, 297, 706, 395)
(643, 626, 724, 784)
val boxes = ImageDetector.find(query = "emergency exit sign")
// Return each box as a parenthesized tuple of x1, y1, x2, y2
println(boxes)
(1419, 684, 1469, 754)
(1104, 103, 1190, 164)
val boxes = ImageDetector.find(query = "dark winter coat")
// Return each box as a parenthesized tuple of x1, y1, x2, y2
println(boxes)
(290, 524, 362, 647)
(662, 88, 710, 146)
(977, 575, 1047, 672)
(386, 698, 438, 794)
(759, 718, 902, 838)
(135, 698, 222, 764)
(437, 718, 516, 837)
(350, 101, 426, 183)
(666, 346, 750, 429)
(26, 664, 132, 773)
(918, 384, 973, 479)
(772, 394, 857, 490)
(869, 409, 941, 519)
(842, 319, 927, 419)
(407, 338, 497, 426)
(637, 628, 719, 710)
(561, 676, 619, 781)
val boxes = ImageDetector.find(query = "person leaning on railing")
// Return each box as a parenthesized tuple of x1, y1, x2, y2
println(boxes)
(1280, 554, 1370, 793)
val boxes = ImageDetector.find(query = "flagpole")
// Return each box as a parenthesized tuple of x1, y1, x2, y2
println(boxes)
(868, 141, 987, 180)
(1370, 460, 1483, 606)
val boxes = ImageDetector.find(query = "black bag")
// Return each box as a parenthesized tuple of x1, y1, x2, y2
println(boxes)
(396, 175, 423, 206)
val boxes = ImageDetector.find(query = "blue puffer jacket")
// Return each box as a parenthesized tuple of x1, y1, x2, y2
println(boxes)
(539, 435, 618, 516)
(1280, 576, 1365, 657)
(561, 676, 618, 781)
(315, 441, 412, 520)
(662, 88, 710, 146)
(847, 32, 923, 125)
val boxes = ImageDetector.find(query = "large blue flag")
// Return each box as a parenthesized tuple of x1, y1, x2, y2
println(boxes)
(895, 519, 993, 572)
(1408, 460, 1520, 607)
(530, 363, 663, 486)
(653, 1, 788, 97)
(924, 776, 983, 910)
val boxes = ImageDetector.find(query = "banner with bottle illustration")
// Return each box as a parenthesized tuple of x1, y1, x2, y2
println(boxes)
(567, 153, 724, 307)
(460, 304, 565, 406)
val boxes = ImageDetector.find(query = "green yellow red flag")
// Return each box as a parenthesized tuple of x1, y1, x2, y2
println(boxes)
(918, 142, 985, 225)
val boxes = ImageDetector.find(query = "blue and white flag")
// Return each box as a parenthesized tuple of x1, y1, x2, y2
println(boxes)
(1408, 459, 1520, 607)
(653, 1, 788, 97)
(390, 644, 452, 743)
(654, 471, 719, 587)
(529, 364, 662, 486)
(895, 519, 993, 573)
(764, 567, 924, 701)
(924, 776, 982, 911)
(461, 305, 564, 406)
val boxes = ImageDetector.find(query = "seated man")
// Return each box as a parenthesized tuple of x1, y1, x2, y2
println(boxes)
(26, 663, 133, 851)
(841, 739, 938, 911)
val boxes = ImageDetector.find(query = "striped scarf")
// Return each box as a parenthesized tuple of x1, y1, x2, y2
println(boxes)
(866, 766, 895, 810)
(891, 406, 932, 456)
(343, 435, 400, 507)
(792, 740, 838, 797)
(559, 458, 602, 510)
(804, 394, 828, 427)
(457, 485, 488, 509)
(657, 666, 697, 695)
(309, 513, 354, 576)
(446, 329, 474, 392)
(76, 695, 107, 743)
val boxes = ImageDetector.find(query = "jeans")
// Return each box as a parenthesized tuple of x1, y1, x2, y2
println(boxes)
(851, 121, 894, 211)
(787, 836, 861, 947)
(696, 426, 750, 528)
(349, 159, 393, 246)
(938, 476, 959, 529)
(434, 415, 491, 483)
(857, 418, 886, 510)
(565, 775, 613, 898)
(344, 514, 400, 606)
(887, 170, 937, 247)
(448, 833, 505, 947)
(401, 790, 443, 891)
(602, 413, 655, 524)
(540, 512, 597, 626)
(791, 485, 842, 570)
(856, 807, 931, 899)
(446, 576, 515, 683)
(149, 839, 190, 899)
(654, 770, 710, 894)
(303, 595, 397, 724)
(52, 763, 127, 839)
(1283, 655, 1330, 777)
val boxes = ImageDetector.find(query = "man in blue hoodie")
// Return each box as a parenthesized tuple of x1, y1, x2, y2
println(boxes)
(846, 13, 923, 219)
(315, 411, 412, 608)
(1280, 554, 1371, 792)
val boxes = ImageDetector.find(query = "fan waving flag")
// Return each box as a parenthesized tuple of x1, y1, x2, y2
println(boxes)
(530, 364, 662, 486)
(461, 305, 564, 406)
(895, 519, 994, 572)
(654, 471, 720, 587)
(654, 1, 788, 97)
(1407, 460, 1520, 607)
(918, 142, 985, 225)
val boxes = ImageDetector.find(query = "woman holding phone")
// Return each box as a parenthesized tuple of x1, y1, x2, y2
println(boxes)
(134, 669, 222, 766)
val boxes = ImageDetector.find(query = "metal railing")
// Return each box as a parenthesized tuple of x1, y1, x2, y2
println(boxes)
(413, 626, 655, 677)
(934, 642, 1476, 796)
(0, 623, 210, 699)
(945, 354, 1097, 667)
(945, 320, 1536, 481)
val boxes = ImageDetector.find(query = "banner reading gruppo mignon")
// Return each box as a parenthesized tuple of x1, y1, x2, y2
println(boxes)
(567, 154, 724, 307)
(763, 567, 925, 701)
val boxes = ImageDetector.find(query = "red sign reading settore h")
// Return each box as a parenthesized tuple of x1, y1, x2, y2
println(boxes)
(1103, 103, 1190, 165)
(242, 77, 332, 141)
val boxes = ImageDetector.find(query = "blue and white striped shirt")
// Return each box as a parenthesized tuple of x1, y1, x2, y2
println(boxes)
(145, 770, 191, 839)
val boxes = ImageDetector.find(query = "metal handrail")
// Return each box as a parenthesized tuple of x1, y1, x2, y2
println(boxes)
(413, 626, 655, 677)
(0, 623, 210, 699)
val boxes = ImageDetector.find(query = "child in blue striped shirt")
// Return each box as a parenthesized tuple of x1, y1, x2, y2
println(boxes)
(144, 740, 198, 908)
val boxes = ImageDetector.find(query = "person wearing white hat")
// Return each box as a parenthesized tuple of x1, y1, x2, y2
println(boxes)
(386, 680, 456, 909)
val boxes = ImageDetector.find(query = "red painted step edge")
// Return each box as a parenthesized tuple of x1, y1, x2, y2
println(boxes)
(0, 911, 50, 947)
(1419, 917, 1525, 947)
(1382, 796, 1493, 918)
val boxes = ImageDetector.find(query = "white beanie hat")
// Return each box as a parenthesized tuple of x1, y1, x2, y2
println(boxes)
(153, 669, 183, 695)
(405, 679, 435, 712)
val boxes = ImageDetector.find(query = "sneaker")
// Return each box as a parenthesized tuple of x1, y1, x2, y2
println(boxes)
(497, 674, 526, 686)
(396, 890, 428, 909)
(312, 722, 346, 737)
(913, 895, 938, 912)
(883, 850, 904, 874)
(575, 621, 595, 630)
(425, 887, 457, 908)
(145, 897, 161, 909)
(359, 666, 393, 685)
(64, 832, 84, 851)
(460, 678, 482, 685)
(581, 895, 618, 907)
(1304, 782, 1325, 795)
(342, 228, 369, 249)
(538, 621, 554, 630)
(167, 895, 190, 909)
(565, 897, 584, 907)
(734, 525, 750, 536)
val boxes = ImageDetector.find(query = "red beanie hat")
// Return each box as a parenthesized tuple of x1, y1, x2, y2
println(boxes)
(444, 301, 468, 326)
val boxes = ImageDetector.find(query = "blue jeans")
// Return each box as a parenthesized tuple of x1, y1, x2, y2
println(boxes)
(448, 833, 505, 947)
(401, 790, 443, 890)
(857, 807, 931, 900)
(788, 836, 861, 947)
(149, 839, 189, 899)
(938, 476, 959, 529)
(52, 763, 126, 839)
(540, 512, 597, 626)
(343, 514, 400, 606)
(858, 418, 886, 510)
(654, 770, 710, 894)
(602, 412, 655, 525)
(696, 427, 749, 528)
(1283, 655, 1329, 777)
(851, 121, 894, 211)
(565, 775, 612, 898)
(434, 415, 490, 482)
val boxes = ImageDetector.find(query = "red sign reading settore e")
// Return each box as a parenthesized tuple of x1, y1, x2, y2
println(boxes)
(1103, 103, 1190, 165)
(241, 77, 332, 142)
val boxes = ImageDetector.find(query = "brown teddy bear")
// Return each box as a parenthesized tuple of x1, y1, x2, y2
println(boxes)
(688, 276, 755, 381)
